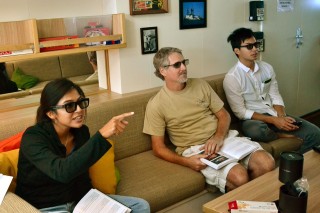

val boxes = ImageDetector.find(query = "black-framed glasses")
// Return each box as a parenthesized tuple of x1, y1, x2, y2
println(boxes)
(163, 59, 189, 69)
(51, 98, 89, 113)
(239, 42, 260, 50)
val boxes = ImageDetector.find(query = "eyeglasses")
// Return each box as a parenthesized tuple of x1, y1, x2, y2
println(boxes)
(239, 42, 260, 50)
(163, 59, 189, 69)
(51, 98, 89, 113)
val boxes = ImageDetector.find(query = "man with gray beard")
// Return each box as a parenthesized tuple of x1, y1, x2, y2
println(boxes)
(143, 47, 274, 193)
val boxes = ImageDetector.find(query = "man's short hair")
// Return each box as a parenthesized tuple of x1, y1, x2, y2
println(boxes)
(153, 47, 182, 80)
(227, 28, 254, 51)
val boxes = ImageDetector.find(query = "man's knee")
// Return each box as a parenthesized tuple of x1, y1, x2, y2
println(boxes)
(227, 164, 249, 188)
(249, 150, 275, 174)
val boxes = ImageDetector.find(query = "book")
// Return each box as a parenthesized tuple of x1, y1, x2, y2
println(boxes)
(73, 188, 131, 213)
(200, 137, 259, 170)
(83, 22, 110, 46)
(39, 36, 79, 52)
(228, 200, 278, 213)
(0, 49, 33, 57)
(0, 174, 13, 205)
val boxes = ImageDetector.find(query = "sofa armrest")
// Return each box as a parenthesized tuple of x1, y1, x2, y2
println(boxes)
(266, 138, 303, 159)
(1, 192, 39, 212)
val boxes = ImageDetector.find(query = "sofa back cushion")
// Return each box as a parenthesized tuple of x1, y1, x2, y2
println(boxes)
(7, 56, 62, 81)
(59, 53, 94, 78)
(204, 75, 240, 126)
(0, 117, 35, 141)
(86, 89, 158, 161)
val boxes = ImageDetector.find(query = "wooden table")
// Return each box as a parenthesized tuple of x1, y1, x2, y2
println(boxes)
(203, 150, 320, 213)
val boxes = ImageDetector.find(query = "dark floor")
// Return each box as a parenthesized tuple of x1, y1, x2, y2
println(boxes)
(302, 109, 320, 127)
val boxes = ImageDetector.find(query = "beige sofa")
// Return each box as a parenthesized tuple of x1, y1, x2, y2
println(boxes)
(1, 52, 97, 100)
(0, 74, 302, 212)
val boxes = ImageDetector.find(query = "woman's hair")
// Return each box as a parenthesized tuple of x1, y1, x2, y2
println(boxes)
(227, 27, 254, 51)
(36, 78, 85, 123)
(153, 47, 183, 80)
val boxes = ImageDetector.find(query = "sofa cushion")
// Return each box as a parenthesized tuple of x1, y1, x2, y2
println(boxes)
(10, 56, 62, 81)
(267, 138, 303, 159)
(115, 150, 206, 212)
(59, 53, 94, 78)
(11, 68, 39, 89)
(86, 90, 158, 161)
(68, 75, 95, 83)
(204, 75, 239, 124)
(0, 117, 34, 141)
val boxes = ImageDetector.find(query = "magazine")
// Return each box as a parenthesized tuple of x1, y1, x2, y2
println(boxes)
(73, 189, 131, 213)
(200, 137, 259, 170)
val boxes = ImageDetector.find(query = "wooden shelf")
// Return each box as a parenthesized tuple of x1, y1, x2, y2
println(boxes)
(0, 13, 126, 63)
(0, 43, 126, 62)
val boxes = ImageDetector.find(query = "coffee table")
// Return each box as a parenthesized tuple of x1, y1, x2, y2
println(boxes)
(203, 150, 320, 213)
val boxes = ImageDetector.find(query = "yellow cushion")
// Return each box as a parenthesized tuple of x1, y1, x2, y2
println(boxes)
(89, 139, 119, 195)
(0, 149, 19, 192)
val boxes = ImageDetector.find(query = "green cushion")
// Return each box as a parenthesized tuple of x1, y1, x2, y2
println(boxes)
(11, 68, 39, 90)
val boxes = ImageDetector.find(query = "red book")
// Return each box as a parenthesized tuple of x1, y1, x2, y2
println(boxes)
(39, 35, 79, 52)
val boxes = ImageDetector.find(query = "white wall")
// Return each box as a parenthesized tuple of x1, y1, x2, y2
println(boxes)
(0, 0, 259, 94)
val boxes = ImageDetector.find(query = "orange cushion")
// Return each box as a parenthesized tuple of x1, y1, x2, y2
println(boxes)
(0, 131, 24, 152)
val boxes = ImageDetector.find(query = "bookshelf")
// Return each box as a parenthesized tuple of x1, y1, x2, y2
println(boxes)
(0, 13, 126, 63)
(0, 13, 126, 91)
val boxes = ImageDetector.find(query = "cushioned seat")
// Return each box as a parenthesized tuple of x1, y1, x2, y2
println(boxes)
(115, 150, 205, 212)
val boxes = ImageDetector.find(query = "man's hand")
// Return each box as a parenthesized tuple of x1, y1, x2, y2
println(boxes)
(273, 116, 299, 131)
(185, 154, 208, 171)
(203, 137, 224, 159)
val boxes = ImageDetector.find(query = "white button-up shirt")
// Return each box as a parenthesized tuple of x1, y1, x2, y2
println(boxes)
(223, 60, 285, 120)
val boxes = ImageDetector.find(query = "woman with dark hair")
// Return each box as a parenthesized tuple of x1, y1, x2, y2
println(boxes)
(15, 78, 150, 213)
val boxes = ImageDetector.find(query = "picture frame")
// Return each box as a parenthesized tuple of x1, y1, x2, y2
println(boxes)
(140, 27, 158, 55)
(129, 0, 169, 15)
(253, 31, 265, 52)
(179, 0, 207, 29)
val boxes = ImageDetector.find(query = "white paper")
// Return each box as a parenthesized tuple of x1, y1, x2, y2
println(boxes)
(0, 174, 13, 205)
(73, 189, 131, 213)
(277, 0, 294, 12)
(219, 137, 259, 160)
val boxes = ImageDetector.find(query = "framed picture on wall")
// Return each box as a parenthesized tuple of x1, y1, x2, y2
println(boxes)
(179, 0, 207, 29)
(130, 0, 169, 15)
(140, 27, 158, 54)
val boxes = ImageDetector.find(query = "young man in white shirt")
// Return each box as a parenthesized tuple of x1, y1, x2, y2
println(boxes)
(224, 27, 320, 153)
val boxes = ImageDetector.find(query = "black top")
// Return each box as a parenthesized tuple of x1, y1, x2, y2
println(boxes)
(15, 121, 111, 209)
